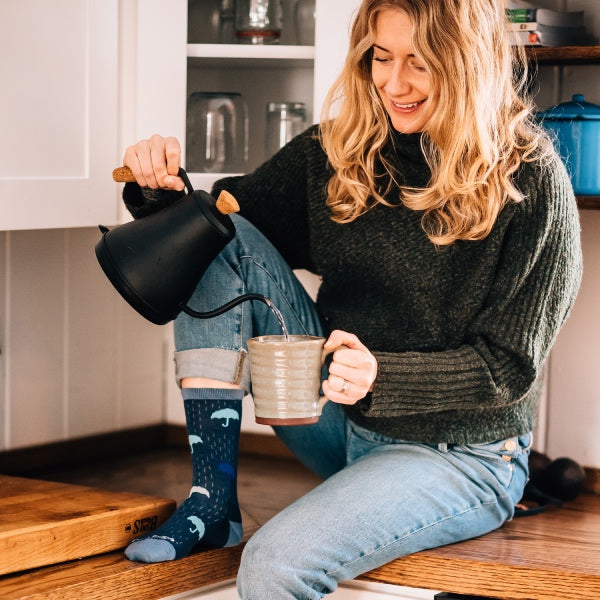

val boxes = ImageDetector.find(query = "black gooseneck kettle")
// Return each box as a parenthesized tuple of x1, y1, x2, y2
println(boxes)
(95, 167, 269, 325)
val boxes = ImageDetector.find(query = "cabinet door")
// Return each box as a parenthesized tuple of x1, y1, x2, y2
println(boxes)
(0, 0, 119, 230)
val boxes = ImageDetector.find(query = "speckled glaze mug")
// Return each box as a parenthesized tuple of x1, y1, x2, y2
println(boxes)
(247, 334, 338, 426)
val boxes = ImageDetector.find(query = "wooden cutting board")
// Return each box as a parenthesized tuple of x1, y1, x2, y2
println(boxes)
(0, 475, 176, 576)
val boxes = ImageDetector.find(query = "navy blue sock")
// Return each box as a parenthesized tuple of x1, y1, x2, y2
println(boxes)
(124, 388, 244, 562)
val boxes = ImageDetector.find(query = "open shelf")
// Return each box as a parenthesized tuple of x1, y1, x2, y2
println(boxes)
(187, 43, 314, 68)
(526, 45, 600, 65)
(521, 46, 600, 209)
(577, 196, 600, 210)
(191, 44, 600, 66)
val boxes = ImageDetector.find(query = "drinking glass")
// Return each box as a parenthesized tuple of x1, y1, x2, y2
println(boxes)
(186, 92, 249, 173)
(235, 0, 283, 45)
(265, 102, 307, 156)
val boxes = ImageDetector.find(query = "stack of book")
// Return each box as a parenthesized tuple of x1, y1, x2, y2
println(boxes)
(506, 0, 593, 46)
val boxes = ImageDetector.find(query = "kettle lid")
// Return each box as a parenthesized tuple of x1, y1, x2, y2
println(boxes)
(538, 94, 600, 120)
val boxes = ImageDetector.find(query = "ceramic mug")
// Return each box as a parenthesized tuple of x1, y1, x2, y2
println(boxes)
(247, 334, 341, 425)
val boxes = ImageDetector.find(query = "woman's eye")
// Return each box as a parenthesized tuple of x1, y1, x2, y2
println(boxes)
(373, 56, 389, 63)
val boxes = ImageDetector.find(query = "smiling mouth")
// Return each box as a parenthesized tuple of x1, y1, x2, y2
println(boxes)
(391, 99, 426, 111)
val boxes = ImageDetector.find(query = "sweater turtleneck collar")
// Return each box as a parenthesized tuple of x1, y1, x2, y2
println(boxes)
(388, 129, 428, 164)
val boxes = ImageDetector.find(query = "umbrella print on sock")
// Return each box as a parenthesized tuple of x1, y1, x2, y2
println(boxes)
(188, 435, 203, 452)
(189, 486, 210, 498)
(211, 408, 240, 427)
(187, 516, 206, 539)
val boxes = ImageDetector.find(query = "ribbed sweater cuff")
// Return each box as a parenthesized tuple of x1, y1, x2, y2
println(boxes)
(368, 346, 499, 416)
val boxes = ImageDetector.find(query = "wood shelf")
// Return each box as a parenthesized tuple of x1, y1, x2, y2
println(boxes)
(577, 196, 600, 210)
(522, 46, 600, 208)
(526, 45, 600, 65)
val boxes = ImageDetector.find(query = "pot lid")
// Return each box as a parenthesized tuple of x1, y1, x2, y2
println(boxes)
(538, 94, 600, 120)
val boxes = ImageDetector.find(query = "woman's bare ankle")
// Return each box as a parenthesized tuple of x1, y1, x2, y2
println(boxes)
(181, 377, 242, 390)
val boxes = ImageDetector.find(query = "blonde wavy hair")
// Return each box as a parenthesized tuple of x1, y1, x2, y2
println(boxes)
(319, 0, 554, 245)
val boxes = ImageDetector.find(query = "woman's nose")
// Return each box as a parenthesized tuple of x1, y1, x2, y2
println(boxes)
(384, 64, 412, 96)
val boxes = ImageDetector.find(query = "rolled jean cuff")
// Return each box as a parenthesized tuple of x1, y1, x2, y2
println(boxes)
(174, 348, 251, 392)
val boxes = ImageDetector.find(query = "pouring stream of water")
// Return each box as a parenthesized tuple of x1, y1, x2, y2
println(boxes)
(264, 297, 290, 340)
(179, 293, 290, 341)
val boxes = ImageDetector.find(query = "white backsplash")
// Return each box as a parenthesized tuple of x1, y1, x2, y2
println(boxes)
(0, 227, 167, 449)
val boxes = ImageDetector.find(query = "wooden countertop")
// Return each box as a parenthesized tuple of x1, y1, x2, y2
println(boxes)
(1, 474, 598, 599)
(363, 492, 600, 599)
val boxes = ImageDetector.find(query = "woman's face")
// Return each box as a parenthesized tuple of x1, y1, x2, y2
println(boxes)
(371, 9, 432, 133)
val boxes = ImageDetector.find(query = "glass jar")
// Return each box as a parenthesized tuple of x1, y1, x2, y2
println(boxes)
(235, 0, 283, 45)
(265, 102, 307, 156)
(186, 92, 249, 173)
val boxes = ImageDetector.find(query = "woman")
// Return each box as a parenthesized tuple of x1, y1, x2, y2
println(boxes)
(120, 0, 582, 597)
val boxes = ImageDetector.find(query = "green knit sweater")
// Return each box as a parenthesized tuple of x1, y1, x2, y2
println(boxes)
(124, 126, 582, 444)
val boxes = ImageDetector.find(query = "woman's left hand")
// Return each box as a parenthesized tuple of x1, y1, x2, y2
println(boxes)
(322, 330, 378, 405)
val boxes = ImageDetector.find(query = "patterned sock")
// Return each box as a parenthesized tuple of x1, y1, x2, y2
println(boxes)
(124, 388, 244, 562)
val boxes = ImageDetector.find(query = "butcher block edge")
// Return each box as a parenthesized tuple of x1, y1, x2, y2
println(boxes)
(0, 475, 175, 576)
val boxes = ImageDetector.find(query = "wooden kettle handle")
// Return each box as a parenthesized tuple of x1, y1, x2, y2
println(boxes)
(111, 166, 239, 215)
(112, 166, 136, 182)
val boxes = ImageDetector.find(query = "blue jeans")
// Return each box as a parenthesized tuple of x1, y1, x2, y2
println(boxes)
(173, 215, 324, 391)
(173, 216, 531, 599)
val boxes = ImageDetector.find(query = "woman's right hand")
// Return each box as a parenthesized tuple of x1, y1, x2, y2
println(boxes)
(122, 134, 185, 191)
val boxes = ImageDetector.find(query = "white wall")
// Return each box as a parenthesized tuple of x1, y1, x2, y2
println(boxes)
(547, 211, 600, 465)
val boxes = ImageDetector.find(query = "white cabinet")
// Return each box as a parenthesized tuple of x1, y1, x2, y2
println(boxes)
(181, 0, 361, 192)
(0, 0, 359, 229)
(0, 0, 120, 230)
(0, 0, 187, 231)
(125, 1, 188, 161)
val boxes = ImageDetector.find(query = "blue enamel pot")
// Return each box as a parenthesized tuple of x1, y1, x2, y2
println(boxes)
(538, 94, 600, 195)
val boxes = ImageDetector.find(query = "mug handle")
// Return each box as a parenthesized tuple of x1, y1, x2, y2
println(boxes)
(318, 344, 348, 410)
